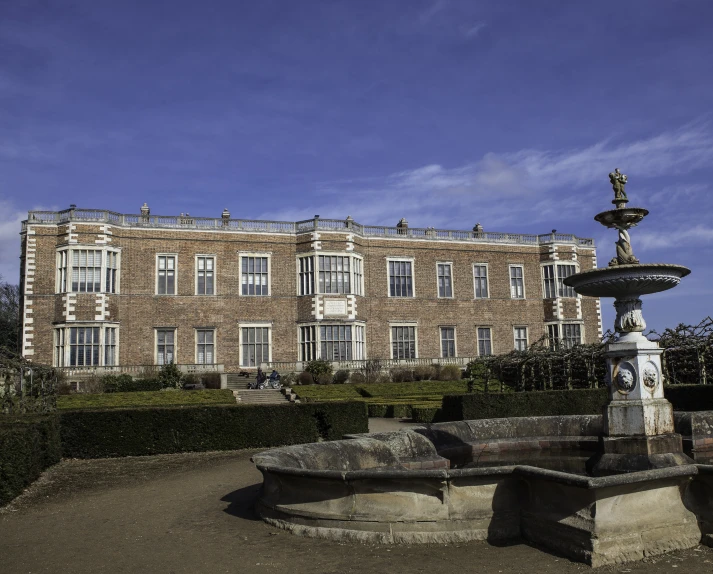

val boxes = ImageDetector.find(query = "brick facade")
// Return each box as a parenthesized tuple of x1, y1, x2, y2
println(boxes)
(19, 209, 601, 374)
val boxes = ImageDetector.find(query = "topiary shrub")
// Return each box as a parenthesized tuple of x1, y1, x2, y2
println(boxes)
(375, 373, 392, 384)
(201, 372, 222, 389)
(413, 365, 436, 381)
(391, 368, 414, 383)
(298, 372, 314, 385)
(439, 365, 462, 381)
(81, 376, 104, 394)
(305, 359, 333, 381)
(333, 370, 350, 384)
(317, 373, 333, 385)
(158, 362, 183, 389)
(281, 372, 297, 386)
(349, 372, 366, 385)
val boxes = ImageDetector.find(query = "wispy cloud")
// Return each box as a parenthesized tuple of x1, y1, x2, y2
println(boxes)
(462, 22, 486, 39)
(419, 0, 448, 24)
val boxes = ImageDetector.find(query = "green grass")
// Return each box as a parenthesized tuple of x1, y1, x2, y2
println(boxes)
(57, 389, 237, 410)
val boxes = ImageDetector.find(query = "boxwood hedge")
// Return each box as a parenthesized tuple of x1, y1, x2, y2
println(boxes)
(0, 415, 61, 506)
(59, 401, 368, 459)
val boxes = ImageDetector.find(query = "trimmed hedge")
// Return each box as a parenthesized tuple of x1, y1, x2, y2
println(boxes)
(664, 385, 713, 412)
(441, 388, 609, 421)
(59, 401, 368, 459)
(0, 415, 61, 506)
(57, 390, 236, 410)
(411, 405, 442, 424)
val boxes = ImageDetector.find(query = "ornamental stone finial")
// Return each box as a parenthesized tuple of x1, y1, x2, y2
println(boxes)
(609, 168, 628, 204)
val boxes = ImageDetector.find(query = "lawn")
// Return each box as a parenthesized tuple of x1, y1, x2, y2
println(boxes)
(57, 389, 237, 410)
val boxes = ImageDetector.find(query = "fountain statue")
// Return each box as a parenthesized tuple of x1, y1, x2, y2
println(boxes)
(564, 169, 692, 474)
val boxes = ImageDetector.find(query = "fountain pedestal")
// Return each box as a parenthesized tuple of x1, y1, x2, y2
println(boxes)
(588, 332, 692, 474)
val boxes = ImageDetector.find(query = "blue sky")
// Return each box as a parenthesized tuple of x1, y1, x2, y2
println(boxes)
(1, 0, 712, 333)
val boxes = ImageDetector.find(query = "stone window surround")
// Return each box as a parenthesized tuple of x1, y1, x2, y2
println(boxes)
(238, 322, 273, 367)
(195, 327, 217, 365)
(155, 326, 177, 365)
(195, 254, 217, 296)
(513, 325, 529, 351)
(476, 325, 494, 356)
(436, 261, 454, 299)
(545, 320, 585, 349)
(388, 320, 418, 359)
(155, 254, 178, 296)
(55, 245, 122, 294)
(439, 325, 457, 358)
(53, 322, 120, 367)
(386, 256, 416, 298)
(508, 264, 526, 300)
(297, 321, 367, 362)
(296, 251, 364, 296)
(540, 261, 581, 300)
(472, 262, 490, 300)
(239, 251, 272, 297)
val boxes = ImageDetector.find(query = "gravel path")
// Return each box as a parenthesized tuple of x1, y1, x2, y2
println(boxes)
(2, 450, 713, 574)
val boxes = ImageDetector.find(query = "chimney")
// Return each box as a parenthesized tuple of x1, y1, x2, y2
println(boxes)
(222, 208, 231, 226)
(396, 218, 408, 235)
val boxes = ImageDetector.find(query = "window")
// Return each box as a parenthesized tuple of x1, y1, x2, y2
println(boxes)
(319, 256, 351, 294)
(391, 326, 416, 359)
(514, 327, 528, 351)
(157, 255, 176, 295)
(54, 329, 65, 367)
(543, 265, 556, 299)
(197, 256, 215, 295)
(354, 325, 365, 360)
(441, 327, 456, 358)
(69, 326, 100, 366)
(477, 327, 492, 356)
(548, 324, 560, 348)
(300, 326, 317, 361)
(156, 329, 175, 365)
(543, 264, 577, 299)
(562, 323, 582, 349)
(241, 326, 270, 367)
(196, 329, 215, 364)
(353, 258, 364, 296)
(388, 260, 414, 297)
(72, 250, 102, 293)
(104, 327, 117, 366)
(437, 263, 453, 298)
(106, 252, 118, 294)
(320, 325, 352, 361)
(509, 266, 524, 299)
(241, 256, 269, 296)
(58, 251, 68, 292)
(299, 256, 315, 295)
(557, 264, 577, 298)
(473, 264, 489, 299)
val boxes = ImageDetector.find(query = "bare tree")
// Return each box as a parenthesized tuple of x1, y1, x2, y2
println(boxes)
(0, 275, 20, 352)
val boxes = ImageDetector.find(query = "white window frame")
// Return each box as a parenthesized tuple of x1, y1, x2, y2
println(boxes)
(156, 254, 178, 296)
(239, 322, 272, 367)
(298, 321, 367, 362)
(436, 262, 454, 299)
(546, 321, 585, 349)
(155, 327, 177, 365)
(556, 262, 578, 298)
(53, 323, 120, 367)
(476, 326, 494, 356)
(56, 246, 121, 294)
(440, 325, 457, 358)
(296, 252, 364, 296)
(386, 257, 416, 298)
(239, 252, 271, 297)
(509, 264, 526, 299)
(514, 326, 528, 352)
(473, 263, 490, 299)
(389, 321, 418, 359)
(195, 328, 216, 364)
(195, 255, 217, 296)
(541, 262, 580, 299)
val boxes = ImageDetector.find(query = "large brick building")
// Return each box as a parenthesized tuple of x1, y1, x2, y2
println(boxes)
(18, 205, 602, 378)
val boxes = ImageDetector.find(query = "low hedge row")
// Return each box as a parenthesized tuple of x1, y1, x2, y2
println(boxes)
(664, 385, 713, 412)
(57, 389, 236, 410)
(0, 415, 61, 506)
(59, 401, 368, 459)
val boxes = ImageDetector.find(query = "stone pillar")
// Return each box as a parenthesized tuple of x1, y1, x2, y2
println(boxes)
(396, 218, 408, 235)
(222, 208, 230, 227)
(140, 202, 150, 223)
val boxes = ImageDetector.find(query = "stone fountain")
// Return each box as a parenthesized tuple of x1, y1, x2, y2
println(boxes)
(251, 170, 713, 567)
(564, 168, 691, 474)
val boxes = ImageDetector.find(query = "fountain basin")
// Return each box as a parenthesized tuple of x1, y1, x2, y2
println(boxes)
(594, 207, 649, 228)
(563, 263, 690, 298)
(252, 416, 713, 566)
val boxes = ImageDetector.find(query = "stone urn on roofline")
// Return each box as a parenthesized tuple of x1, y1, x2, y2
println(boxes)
(563, 169, 692, 475)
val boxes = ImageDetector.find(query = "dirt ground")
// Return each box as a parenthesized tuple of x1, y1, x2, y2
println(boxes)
(3, 447, 713, 574)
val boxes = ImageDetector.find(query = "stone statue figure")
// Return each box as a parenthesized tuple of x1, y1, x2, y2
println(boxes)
(609, 168, 628, 201)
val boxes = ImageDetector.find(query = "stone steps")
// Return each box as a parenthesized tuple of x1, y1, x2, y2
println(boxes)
(234, 389, 290, 405)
